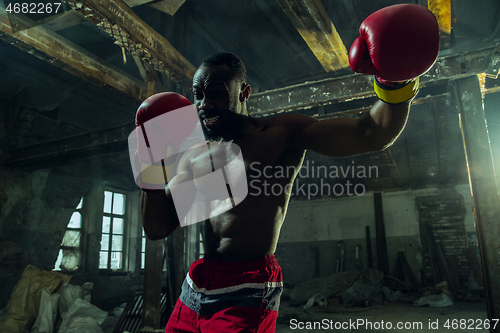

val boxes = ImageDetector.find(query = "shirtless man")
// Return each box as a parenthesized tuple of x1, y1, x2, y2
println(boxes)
(137, 5, 439, 332)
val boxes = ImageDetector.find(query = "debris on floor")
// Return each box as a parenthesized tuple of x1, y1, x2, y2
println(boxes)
(414, 293, 454, 307)
(0, 265, 71, 333)
(288, 269, 383, 307)
(0, 265, 109, 333)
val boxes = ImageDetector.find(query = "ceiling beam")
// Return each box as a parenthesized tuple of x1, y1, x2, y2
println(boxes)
(64, 0, 196, 89)
(0, 92, 450, 168)
(276, 0, 349, 72)
(4, 46, 499, 168)
(314, 93, 450, 121)
(17, 0, 155, 32)
(427, 0, 452, 49)
(0, 10, 147, 101)
(248, 45, 500, 116)
(2, 124, 134, 168)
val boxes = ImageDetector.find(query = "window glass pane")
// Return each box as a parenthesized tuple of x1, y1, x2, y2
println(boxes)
(102, 216, 111, 233)
(60, 248, 80, 272)
(99, 251, 108, 269)
(76, 198, 83, 210)
(142, 237, 146, 252)
(104, 191, 113, 214)
(110, 252, 122, 269)
(53, 249, 63, 271)
(113, 218, 124, 234)
(199, 232, 204, 258)
(101, 234, 109, 251)
(68, 212, 81, 229)
(113, 193, 125, 215)
(112, 235, 123, 251)
(141, 252, 145, 269)
(62, 230, 80, 247)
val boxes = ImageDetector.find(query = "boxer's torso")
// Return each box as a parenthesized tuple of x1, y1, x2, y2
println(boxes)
(186, 116, 306, 261)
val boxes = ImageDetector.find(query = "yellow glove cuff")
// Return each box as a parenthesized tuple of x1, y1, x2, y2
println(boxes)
(374, 77, 419, 104)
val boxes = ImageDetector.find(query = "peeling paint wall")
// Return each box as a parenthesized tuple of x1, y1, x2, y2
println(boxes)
(0, 165, 145, 310)
(0, 164, 93, 308)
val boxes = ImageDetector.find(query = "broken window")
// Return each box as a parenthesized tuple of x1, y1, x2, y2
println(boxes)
(100, 190, 126, 270)
(54, 198, 83, 272)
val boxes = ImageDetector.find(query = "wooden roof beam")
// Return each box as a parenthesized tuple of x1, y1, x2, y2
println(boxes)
(276, 0, 349, 72)
(21, 0, 156, 32)
(64, 0, 196, 89)
(427, 0, 453, 49)
(248, 45, 500, 116)
(1, 123, 134, 168)
(0, 9, 147, 101)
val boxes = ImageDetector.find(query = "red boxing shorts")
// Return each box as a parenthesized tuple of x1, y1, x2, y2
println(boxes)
(165, 255, 283, 333)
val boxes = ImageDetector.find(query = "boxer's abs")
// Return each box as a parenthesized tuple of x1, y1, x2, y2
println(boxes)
(202, 194, 287, 262)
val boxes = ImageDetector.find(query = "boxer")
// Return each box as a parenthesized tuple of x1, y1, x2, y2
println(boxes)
(137, 4, 439, 333)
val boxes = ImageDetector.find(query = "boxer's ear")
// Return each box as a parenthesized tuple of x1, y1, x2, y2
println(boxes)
(240, 83, 251, 102)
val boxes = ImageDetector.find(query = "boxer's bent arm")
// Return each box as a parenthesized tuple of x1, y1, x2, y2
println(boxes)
(288, 100, 410, 157)
(141, 153, 196, 240)
(141, 190, 178, 240)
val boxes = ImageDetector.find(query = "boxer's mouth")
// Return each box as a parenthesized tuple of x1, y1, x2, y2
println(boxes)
(202, 115, 220, 128)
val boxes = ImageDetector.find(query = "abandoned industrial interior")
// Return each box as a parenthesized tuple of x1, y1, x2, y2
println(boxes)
(0, 0, 500, 332)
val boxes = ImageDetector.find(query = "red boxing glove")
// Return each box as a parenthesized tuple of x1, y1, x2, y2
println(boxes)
(135, 92, 197, 190)
(349, 4, 440, 81)
(349, 4, 440, 104)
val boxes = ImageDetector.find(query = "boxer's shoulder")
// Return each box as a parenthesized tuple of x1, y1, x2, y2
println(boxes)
(264, 113, 313, 127)
(265, 113, 317, 138)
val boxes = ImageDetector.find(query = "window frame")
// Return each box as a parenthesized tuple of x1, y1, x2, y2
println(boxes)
(99, 189, 128, 272)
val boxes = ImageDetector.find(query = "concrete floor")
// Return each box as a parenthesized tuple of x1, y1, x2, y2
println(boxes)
(275, 300, 489, 333)
(102, 299, 489, 333)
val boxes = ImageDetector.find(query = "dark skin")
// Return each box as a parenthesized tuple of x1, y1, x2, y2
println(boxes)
(141, 64, 410, 261)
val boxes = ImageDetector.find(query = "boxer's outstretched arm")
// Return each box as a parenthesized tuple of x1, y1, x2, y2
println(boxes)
(291, 3, 438, 157)
(287, 100, 410, 157)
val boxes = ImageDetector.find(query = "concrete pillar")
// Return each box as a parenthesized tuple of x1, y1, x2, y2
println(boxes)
(452, 76, 500, 330)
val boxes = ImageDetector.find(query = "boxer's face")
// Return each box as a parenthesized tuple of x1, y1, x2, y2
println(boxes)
(193, 64, 244, 140)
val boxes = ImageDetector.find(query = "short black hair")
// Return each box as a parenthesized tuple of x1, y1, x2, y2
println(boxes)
(201, 52, 247, 84)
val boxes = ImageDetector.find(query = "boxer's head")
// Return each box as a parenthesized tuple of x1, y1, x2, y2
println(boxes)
(193, 52, 251, 141)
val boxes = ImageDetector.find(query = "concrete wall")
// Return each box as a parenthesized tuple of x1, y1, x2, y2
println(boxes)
(275, 184, 477, 286)
(0, 165, 93, 308)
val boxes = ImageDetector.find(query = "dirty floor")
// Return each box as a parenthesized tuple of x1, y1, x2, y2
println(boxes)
(275, 300, 489, 333)
(102, 300, 489, 333)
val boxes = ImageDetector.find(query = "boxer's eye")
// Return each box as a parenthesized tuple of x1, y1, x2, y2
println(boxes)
(194, 91, 203, 100)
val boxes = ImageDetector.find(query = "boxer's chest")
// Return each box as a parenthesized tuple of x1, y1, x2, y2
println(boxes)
(189, 126, 289, 186)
